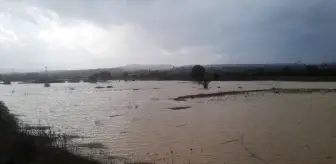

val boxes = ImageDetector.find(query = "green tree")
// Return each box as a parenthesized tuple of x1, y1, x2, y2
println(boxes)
(191, 65, 206, 81)
(213, 73, 220, 80)
(191, 65, 210, 89)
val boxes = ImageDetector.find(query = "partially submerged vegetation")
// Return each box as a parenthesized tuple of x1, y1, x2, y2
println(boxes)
(191, 65, 210, 89)
(173, 87, 336, 101)
(167, 106, 191, 110)
(0, 101, 101, 164)
(191, 65, 220, 89)
(0, 101, 151, 164)
(108, 114, 123, 118)
(95, 85, 113, 89)
(173, 89, 268, 101)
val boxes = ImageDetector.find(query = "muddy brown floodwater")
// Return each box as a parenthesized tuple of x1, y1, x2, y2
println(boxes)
(1, 81, 336, 164)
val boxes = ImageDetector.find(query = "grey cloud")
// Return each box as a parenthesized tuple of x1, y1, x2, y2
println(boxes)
(38, 0, 336, 62)
(1, 0, 336, 72)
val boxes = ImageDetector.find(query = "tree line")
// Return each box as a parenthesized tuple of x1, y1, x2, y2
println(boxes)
(1, 64, 336, 84)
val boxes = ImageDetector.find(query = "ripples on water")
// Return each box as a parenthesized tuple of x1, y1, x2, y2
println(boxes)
(1, 81, 336, 164)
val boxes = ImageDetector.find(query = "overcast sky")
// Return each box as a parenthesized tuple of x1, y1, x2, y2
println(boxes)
(0, 0, 335, 72)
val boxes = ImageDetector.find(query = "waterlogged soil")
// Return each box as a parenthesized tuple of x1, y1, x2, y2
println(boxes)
(1, 81, 336, 164)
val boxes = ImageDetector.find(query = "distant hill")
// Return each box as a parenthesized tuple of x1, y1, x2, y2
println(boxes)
(117, 64, 174, 71)
(2, 62, 336, 74)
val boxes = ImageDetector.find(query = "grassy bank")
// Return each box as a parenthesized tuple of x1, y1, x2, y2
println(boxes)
(0, 101, 149, 164)
(0, 101, 102, 164)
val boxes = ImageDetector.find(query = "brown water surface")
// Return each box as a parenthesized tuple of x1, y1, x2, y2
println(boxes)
(1, 81, 335, 164)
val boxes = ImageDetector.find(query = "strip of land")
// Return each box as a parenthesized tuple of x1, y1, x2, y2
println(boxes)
(173, 88, 336, 101)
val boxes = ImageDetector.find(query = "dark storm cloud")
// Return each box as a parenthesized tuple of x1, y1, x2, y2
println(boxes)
(1, 0, 336, 71)
(34, 0, 336, 63)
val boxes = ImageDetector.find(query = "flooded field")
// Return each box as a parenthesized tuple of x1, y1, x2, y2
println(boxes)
(1, 81, 336, 164)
